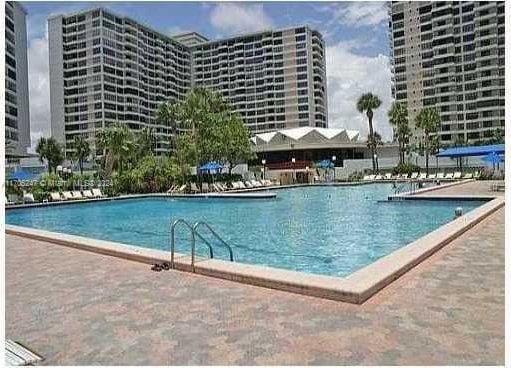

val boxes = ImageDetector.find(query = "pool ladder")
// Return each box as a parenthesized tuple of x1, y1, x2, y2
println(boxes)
(170, 219, 234, 271)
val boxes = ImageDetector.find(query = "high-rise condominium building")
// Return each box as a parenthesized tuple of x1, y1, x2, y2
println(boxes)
(5, 1, 30, 157)
(389, 1, 505, 145)
(48, 8, 328, 157)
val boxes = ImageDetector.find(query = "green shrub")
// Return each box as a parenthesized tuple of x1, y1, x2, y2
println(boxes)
(392, 163, 421, 175)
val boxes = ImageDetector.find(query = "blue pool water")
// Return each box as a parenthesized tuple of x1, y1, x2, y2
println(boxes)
(6, 184, 486, 277)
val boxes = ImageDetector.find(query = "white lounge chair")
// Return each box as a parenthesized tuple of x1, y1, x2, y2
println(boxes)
(463, 173, 473, 179)
(410, 172, 419, 179)
(473, 171, 480, 179)
(83, 190, 94, 198)
(238, 181, 247, 189)
(251, 180, 262, 187)
(264, 179, 273, 186)
(62, 191, 74, 200)
(436, 172, 445, 179)
(190, 183, 200, 193)
(244, 181, 254, 188)
(50, 192, 63, 201)
(368, 174, 376, 180)
(384, 173, 392, 180)
(428, 173, 436, 179)
(72, 191, 83, 199)
(7, 194, 19, 204)
(92, 188, 104, 198)
(375, 174, 383, 180)
(362, 175, 370, 181)
(445, 173, 454, 179)
(418, 173, 427, 180)
(453, 172, 462, 179)
(23, 193, 35, 203)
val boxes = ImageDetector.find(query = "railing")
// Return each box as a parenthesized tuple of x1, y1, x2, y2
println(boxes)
(170, 219, 234, 271)
(193, 221, 234, 262)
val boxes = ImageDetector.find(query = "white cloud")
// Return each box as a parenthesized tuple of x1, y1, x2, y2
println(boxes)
(322, 2, 388, 29)
(27, 35, 51, 150)
(209, 3, 273, 35)
(326, 41, 393, 141)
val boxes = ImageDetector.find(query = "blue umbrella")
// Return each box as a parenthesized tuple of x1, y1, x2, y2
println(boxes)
(8, 169, 34, 181)
(199, 161, 224, 174)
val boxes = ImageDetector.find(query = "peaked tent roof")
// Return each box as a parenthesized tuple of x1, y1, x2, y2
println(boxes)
(251, 127, 360, 145)
(436, 144, 505, 158)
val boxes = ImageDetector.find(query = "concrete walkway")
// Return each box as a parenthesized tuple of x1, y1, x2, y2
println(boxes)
(6, 204, 504, 365)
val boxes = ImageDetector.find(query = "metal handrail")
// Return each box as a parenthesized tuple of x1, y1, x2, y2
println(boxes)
(170, 219, 201, 271)
(193, 221, 234, 262)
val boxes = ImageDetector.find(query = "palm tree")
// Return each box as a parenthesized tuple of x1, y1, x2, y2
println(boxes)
(36, 137, 64, 173)
(367, 132, 383, 172)
(136, 127, 157, 158)
(357, 93, 382, 172)
(415, 107, 441, 174)
(157, 101, 179, 153)
(72, 135, 90, 175)
(97, 125, 135, 177)
(388, 102, 410, 165)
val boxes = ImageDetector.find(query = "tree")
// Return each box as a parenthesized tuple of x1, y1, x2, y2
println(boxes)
(357, 93, 382, 172)
(388, 102, 410, 165)
(157, 101, 179, 152)
(36, 137, 64, 174)
(491, 128, 504, 144)
(160, 87, 251, 179)
(135, 127, 157, 158)
(415, 107, 441, 174)
(219, 112, 254, 174)
(97, 125, 135, 178)
(366, 132, 383, 172)
(71, 135, 90, 175)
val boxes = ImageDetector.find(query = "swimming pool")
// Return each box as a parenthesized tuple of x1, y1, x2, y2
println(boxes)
(6, 184, 486, 277)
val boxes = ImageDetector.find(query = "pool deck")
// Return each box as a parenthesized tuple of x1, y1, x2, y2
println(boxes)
(5, 180, 505, 365)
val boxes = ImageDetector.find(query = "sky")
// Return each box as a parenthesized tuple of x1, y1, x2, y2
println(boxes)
(22, 1, 393, 150)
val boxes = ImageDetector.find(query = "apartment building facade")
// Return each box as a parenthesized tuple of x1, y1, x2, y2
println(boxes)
(5, 1, 30, 157)
(49, 8, 328, 156)
(389, 1, 505, 145)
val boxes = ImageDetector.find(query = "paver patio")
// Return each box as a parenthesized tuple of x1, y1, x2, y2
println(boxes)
(5, 181, 505, 365)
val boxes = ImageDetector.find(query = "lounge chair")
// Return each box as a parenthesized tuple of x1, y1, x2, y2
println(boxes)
(436, 172, 445, 179)
(50, 192, 63, 201)
(238, 181, 247, 189)
(83, 190, 94, 198)
(410, 172, 419, 179)
(384, 173, 392, 180)
(92, 188, 104, 198)
(72, 191, 83, 199)
(62, 191, 74, 200)
(231, 182, 239, 190)
(444, 173, 454, 179)
(23, 192, 35, 203)
(428, 173, 436, 179)
(362, 175, 370, 181)
(473, 171, 480, 179)
(190, 183, 200, 193)
(402, 173, 410, 179)
(375, 174, 383, 180)
(368, 174, 376, 180)
(453, 172, 462, 179)
(244, 181, 254, 188)
(7, 194, 19, 204)
(171, 184, 186, 194)
(263, 179, 273, 186)
(463, 173, 473, 179)
(418, 173, 427, 180)
(166, 185, 177, 194)
(251, 180, 262, 187)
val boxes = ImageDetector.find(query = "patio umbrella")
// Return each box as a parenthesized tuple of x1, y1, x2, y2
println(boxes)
(8, 169, 34, 181)
(199, 161, 224, 174)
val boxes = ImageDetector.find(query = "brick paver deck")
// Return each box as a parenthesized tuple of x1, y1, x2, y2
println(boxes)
(6, 201, 504, 365)
(414, 179, 504, 197)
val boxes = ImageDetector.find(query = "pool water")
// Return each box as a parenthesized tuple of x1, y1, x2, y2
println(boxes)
(6, 184, 486, 277)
